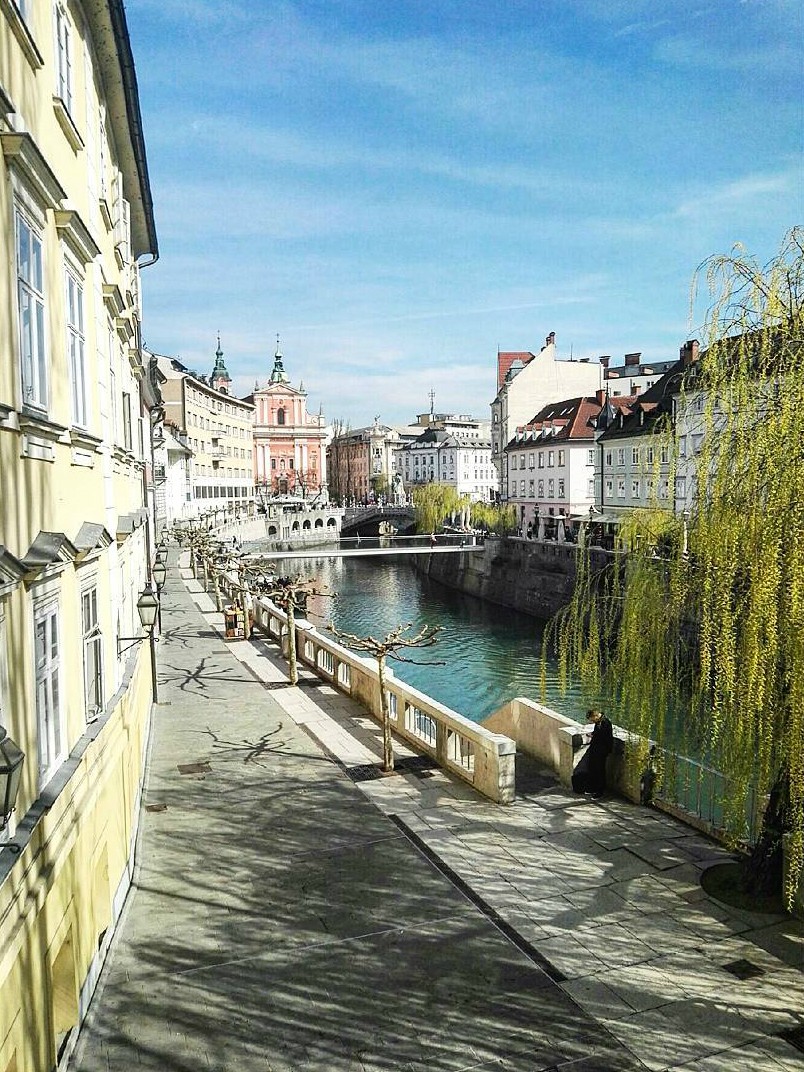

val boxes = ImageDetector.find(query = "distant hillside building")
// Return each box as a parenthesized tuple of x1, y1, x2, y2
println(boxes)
(244, 339, 328, 500)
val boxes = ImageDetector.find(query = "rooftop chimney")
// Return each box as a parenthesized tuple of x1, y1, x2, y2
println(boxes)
(679, 339, 700, 366)
(599, 356, 610, 368)
(595, 388, 606, 405)
(625, 352, 641, 367)
(546, 331, 556, 346)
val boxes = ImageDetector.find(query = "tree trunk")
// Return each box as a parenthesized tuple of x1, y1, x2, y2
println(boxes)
(378, 655, 394, 772)
(744, 766, 793, 898)
(287, 596, 298, 685)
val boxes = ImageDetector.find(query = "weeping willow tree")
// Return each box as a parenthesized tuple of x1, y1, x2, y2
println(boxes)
(470, 500, 518, 535)
(412, 484, 516, 536)
(547, 228, 804, 906)
(412, 484, 466, 532)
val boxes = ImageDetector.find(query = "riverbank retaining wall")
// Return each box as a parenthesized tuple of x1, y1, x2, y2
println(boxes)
(418, 536, 610, 620)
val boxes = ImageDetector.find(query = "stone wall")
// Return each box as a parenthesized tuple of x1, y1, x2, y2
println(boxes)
(418, 536, 610, 620)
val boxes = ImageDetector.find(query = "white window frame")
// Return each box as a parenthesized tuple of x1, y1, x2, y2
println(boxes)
(16, 207, 47, 410)
(54, 3, 73, 114)
(81, 583, 103, 722)
(33, 598, 63, 783)
(66, 267, 88, 427)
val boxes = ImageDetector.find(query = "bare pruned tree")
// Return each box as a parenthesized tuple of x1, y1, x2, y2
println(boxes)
(328, 622, 443, 772)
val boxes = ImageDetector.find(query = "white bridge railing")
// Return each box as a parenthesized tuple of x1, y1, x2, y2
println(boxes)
(245, 590, 515, 804)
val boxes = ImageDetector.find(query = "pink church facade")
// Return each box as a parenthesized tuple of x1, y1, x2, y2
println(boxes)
(245, 342, 328, 498)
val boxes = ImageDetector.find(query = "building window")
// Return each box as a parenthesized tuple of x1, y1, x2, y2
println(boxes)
(528, 453, 535, 468)
(538, 452, 544, 468)
(557, 450, 565, 466)
(548, 450, 554, 466)
(66, 271, 87, 427)
(82, 586, 103, 721)
(538, 480, 544, 497)
(617, 448, 625, 466)
(678, 436, 687, 458)
(34, 601, 62, 780)
(676, 477, 686, 498)
(16, 210, 47, 409)
(692, 433, 704, 454)
(617, 478, 626, 498)
(558, 479, 565, 497)
(122, 391, 132, 451)
(632, 447, 640, 465)
(605, 478, 613, 498)
(646, 446, 654, 465)
(520, 479, 525, 495)
(605, 450, 612, 466)
(277, 408, 285, 425)
(587, 479, 594, 496)
(54, 4, 73, 113)
(660, 445, 669, 464)
(528, 480, 534, 496)
(631, 479, 640, 498)
(587, 449, 595, 465)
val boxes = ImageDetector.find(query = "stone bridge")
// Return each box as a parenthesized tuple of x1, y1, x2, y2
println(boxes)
(341, 505, 417, 537)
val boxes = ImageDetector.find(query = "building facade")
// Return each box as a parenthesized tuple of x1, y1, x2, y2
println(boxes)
(247, 341, 328, 500)
(327, 420, 419, 504)
(491, 333, 602, 494)
(504, 395, 604, 538)
(155, 343, 255, 521)
(396, 412, 497, 502)
(0, 3, 158, 1069)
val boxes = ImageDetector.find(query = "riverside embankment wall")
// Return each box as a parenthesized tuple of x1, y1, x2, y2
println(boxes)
(417, 536, 610, 620)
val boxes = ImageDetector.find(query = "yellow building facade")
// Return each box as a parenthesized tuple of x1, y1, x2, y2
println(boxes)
(0, 2, 158, 1069)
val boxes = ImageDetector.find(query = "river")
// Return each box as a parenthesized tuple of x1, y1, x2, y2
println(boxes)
(280, 547, 590, 725)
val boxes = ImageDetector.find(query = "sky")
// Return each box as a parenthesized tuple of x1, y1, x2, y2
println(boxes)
(126, 0, 803, 428)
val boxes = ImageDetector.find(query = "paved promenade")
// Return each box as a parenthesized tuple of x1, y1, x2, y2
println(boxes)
(70, 552, 803, 1071)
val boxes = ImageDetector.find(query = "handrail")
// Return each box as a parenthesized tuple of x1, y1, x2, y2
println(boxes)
(214, 571, 515, 803)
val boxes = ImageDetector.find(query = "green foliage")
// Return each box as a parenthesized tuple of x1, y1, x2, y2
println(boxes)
(412, 484, 465, 532)
(411, 485, 516, 535)
(470, 501, 517, 535)
(547, 228, 804, 906)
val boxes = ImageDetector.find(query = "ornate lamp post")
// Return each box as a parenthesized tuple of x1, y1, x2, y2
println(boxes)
(117, 585, 160, 702)
(0, 728, 24, 845)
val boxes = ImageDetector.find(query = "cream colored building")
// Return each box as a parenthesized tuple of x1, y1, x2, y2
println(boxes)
(154, 342, 255, 522)
(0, 3, 158, 1069)
(491, 333, 602, 497)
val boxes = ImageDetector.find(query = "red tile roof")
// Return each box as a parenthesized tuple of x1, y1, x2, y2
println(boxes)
(497, 351, 537, 391)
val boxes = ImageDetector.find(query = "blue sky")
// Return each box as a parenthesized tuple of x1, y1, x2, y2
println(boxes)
(127, 0, 802, 427)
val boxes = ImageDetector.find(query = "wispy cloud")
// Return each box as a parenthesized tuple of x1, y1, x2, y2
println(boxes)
(673, 169, 799, 220)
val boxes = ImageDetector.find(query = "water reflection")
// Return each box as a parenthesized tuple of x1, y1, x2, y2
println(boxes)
(274, 548, 589, 724)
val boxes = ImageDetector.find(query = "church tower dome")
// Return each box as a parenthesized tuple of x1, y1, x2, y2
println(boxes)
(210, 333, 232, 394)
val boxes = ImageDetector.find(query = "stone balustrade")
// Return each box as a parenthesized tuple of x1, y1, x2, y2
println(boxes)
(246, 591, 516, 804)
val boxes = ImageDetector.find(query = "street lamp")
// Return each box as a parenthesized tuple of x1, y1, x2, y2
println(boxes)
(0, 728, 24, 849)
(117, 585, 160, 702)
(152, 560, 167, 634)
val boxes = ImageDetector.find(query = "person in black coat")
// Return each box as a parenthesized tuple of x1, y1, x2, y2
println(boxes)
(572, 709, 613, 798)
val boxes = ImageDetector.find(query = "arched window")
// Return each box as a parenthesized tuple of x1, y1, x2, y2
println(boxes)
(277, 408, 286, 425)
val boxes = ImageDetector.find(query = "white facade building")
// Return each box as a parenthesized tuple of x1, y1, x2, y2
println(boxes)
(491, 333, 602, 495)
(504, 395, 604, 539)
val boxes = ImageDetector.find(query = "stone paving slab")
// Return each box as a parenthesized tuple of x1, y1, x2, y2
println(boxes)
(193, 563, 804, 1072)
(70, 556, 804, 1072)
(70, 556, 642, 1072)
